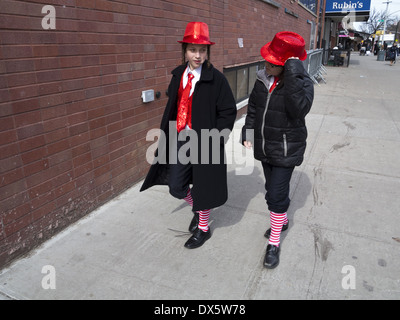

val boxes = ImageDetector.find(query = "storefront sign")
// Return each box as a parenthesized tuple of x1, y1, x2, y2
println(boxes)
(325, 0, 371, 13)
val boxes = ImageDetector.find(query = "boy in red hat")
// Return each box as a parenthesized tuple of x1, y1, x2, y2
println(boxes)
(241, 31, 314, 268)
(141, 22, 237, 249)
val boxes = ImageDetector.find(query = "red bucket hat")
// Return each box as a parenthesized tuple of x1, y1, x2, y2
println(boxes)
(261, 31, 307, 66)
(178, 22, 215, 45)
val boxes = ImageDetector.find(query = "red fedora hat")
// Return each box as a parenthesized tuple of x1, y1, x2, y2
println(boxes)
(178, 22, 215, 45)
(261, 31, 307, 66)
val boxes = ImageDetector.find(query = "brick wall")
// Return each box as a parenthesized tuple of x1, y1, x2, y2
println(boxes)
(0, 0, 316, 268)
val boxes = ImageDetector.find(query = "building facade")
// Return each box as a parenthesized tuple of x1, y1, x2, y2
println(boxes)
(0, 0, 317, 268)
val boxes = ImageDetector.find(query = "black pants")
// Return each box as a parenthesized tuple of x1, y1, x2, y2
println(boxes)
(261, 161, 294, 213)
(168, 133, 193, 199)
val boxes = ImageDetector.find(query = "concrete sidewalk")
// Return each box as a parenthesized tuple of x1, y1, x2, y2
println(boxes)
(1, 54, 399, 300)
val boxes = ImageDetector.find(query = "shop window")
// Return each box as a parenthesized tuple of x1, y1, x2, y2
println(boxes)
(224, 61, 265, 103)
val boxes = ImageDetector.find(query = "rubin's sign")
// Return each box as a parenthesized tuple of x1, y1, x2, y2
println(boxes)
(325, 0, 371, 13)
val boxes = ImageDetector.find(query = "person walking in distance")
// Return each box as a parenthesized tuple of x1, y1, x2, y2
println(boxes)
(241, 31, 314, 268)
(387, 43, 398, 66)
(140, 22, 237, 249)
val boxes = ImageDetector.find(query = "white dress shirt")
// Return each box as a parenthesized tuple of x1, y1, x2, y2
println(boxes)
(183, 64, 202, 97)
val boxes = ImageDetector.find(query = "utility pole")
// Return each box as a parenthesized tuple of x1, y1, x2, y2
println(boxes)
(382, 1, 392, 47)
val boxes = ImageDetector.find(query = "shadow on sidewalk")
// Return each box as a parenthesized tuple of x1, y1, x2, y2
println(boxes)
(210, 167, 265, 230)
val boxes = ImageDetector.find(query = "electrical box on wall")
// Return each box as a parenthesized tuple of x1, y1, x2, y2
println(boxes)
(142, 90, 154, 103)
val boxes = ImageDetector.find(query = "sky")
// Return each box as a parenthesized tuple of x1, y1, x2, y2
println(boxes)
(352, 0, 400, 31)
(369, 0, 400, 17)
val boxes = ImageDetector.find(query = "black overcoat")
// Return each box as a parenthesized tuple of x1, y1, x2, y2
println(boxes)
(140, 61, 237, 211)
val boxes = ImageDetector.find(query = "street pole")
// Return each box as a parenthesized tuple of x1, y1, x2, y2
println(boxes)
(382, 1, 392, 48)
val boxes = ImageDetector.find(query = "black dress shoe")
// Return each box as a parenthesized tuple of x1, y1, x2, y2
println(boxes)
(188, 212, 199, 233)
(264, 221, 289, 238)
(184, 228, 211, 249)
(264, 244, 280, 269)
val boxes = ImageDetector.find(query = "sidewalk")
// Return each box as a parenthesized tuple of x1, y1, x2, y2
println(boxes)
(1, 54, 399, 300)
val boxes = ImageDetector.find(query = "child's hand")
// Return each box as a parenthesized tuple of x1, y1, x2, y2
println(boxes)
(285, 57, 300, 67)
(243, 141, 253, 149)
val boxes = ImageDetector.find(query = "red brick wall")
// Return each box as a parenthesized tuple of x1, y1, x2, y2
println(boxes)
(0, 0, 316, 268)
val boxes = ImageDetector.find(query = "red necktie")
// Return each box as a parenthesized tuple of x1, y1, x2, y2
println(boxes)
(177, 72, 194, 132)
(269, 76, 279, 93)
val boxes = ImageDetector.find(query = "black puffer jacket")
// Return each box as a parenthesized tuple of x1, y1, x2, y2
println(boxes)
(241, 59, 314, 167)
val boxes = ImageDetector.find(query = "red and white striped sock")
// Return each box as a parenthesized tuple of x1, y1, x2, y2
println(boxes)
(198, 209, 210, 232)
(184, 188, 193, 207)
(184, 189, 210, 232)
(268, 211, 287, 247)
(283, 213, 288, 225)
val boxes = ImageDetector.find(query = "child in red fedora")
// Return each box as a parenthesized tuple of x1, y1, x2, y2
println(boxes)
(141, 22, 237, 249)
(241, 31, 314, 268)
